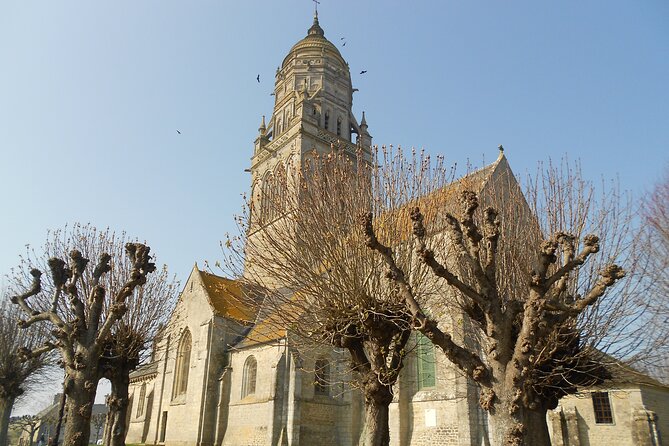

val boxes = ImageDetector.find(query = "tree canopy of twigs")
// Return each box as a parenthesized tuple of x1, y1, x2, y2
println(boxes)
(365, 155, 655, 446)
(641, 166, 669, 382)
(0, 301, 54, 446)
(223, 147, 456, 446)
(7, 224, 162, 446)
(225, 147, 659, 446)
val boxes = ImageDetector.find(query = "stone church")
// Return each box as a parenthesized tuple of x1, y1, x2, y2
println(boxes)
(123, 13, 668, 446)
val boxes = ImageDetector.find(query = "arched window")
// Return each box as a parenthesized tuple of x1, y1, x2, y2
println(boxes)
(172, 329, 192, 399)
(336, 117, 342, 136)
(314, 358, 330, 395)
(324, 111, 329, 130)
(416, 333, 436, 390)
(136, 383, 147, 417)
(242, 356, 257, 398)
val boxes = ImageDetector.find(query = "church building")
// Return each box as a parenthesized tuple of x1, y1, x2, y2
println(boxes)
(123, 12, 667, 446)
(123, 12, 518, 446)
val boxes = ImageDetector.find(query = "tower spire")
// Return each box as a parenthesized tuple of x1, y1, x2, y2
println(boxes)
(308, 1, 324, 37)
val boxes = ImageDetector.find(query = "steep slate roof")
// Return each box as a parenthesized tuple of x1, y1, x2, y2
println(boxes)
(573, 349, 669, 391)
(372, 152, 505, 244)
(603, 359, 669, 390)
(233, 154, 509, 350)
(129, 361, 159, 382)
(233, 292, 303, 349)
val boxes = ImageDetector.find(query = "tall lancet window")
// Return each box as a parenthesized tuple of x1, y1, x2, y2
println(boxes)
(272, 164, 287, 218)
(336, 117, 342, 136)
(172, 329, 192, 399)
(324, 111, 329, 130)
(136, 383, 147, 417)
(260, 172, 274, 223)
(242, 356, 257, 398)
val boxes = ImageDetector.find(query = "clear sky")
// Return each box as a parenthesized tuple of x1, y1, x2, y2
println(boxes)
(2, 0, 668, 414)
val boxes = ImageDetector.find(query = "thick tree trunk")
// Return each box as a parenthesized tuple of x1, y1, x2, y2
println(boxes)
(105, 371, 130, 446)
(488, 408, 518, 446)
(520, 407, 550, 446)
(359, 399, 391, 446)
(358, 383, 393, 446)
(50, 389, 67, 446)
(0, 396, 16, 446)
(487, 405, 551, 446)
(62, 371, 98, 446)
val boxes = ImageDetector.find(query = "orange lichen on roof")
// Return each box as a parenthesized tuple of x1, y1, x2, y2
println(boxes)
(198, 270, 258, 324)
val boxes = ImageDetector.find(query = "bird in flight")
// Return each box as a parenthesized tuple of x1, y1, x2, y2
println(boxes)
(342, 41, 346, 46)
(176, 130, 181, 134)
(256, 74, 260, 83)
(360, 70, 367, 74)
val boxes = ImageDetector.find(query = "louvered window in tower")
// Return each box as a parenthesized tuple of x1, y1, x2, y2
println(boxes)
(416, 333, 436, 390)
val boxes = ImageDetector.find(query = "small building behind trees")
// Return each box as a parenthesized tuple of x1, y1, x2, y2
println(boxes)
(549, 364, 668, 446)
(13, 394, 107, 446)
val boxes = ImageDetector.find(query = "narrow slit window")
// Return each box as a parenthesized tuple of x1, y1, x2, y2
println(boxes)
(315, 358, 330, 395)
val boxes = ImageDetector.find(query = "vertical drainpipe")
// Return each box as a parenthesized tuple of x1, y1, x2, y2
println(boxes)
(154, 334, 171, 444)
(197, 319, 215, 446)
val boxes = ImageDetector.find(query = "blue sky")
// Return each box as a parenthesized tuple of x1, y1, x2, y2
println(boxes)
(1, 1, 668, 413)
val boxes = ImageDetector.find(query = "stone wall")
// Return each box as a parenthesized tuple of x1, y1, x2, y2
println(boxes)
(551, 386, 669, 446)
(640, 385, 669, 444)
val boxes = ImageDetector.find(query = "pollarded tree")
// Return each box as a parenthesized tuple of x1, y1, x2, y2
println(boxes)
(91, 236, 178, 446)
(365, 156, 658, 445)
(0, 302, 53, 446)
(11, 415, 40, 446)
(8, 225, 158, 446)
(223, 148, 454, 446)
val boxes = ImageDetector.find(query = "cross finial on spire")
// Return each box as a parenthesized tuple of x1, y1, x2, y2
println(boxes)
(313, 0, 320, 16)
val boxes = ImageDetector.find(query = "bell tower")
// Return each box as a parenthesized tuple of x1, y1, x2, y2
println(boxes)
(249, 12, 372, 229)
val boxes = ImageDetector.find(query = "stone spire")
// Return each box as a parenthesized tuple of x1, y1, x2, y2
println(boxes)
(308, 10, 324, 37)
